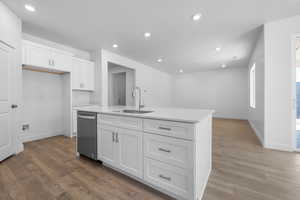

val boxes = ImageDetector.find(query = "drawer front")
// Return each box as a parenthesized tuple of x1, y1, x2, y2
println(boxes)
(98, 114, 142, 130)
(144, 158, 193, 199)
(143, 119, 194, 140)
(144, 133, 193, 169)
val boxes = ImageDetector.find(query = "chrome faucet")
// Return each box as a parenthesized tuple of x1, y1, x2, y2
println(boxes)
(134, 86, 144, 111)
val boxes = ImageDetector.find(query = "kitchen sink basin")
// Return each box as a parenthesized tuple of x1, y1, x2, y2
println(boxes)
(113, 109, 154, 114)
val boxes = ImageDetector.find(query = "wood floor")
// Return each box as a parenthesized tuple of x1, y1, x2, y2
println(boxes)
(1, 119, 299, 200)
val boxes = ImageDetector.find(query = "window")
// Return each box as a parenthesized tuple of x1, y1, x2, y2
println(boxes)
(250, 63, 256, 108)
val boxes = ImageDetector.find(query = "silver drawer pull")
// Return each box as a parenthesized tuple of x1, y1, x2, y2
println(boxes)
(158, 126, 171, 131)
(158, 148, 171, 153)
(159, 174, 171, 181)
(78, 115, 96, 120)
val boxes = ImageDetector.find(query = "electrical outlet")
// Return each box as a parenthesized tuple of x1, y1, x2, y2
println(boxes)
(22, 124, 29, 131)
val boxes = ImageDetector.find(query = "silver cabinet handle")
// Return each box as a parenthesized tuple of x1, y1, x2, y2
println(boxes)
(78, 115, 96, 120)
(158, 148, 171, 153)
(49, 59, 51, 66)
(158, 126, 171, 131)
(116, 132, 119, 143)
(80, 83, 84, 88)
(159, 174, 171, 181)
(112, 132, 115, 142)
(52, 60, 55, 66)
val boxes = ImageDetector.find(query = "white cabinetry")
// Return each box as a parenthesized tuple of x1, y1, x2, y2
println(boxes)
(99, 124, 118, 166)
(72, 111, 77, 136)
(98, 117, 143, 179)
(22, 40, 73, 72)
(97, 113, 212, 200)
(72, 58, 95, 91)
(117, 128, 143, 178)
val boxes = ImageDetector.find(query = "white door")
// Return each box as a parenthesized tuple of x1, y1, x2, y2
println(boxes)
(99, 126, 117, 167)
(0, 42, 15, 161)
(23, 41, 52, 68)
(117, 128, 143, 178)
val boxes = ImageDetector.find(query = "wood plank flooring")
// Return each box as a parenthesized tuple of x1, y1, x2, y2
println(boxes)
(0, 119, 299, 200)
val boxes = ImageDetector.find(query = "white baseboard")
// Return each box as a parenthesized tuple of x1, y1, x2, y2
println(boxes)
(248, 120, 264, 146)
(15, 141, 24, 154)
(213, 114, 248, 120)
(264, 143, 294, 152)
(20, 130, 64, 143)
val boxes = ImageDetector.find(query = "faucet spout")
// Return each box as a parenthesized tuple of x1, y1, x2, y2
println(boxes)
(135, 86, 142, 111)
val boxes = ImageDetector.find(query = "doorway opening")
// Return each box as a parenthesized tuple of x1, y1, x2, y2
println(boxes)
(107, 62, 135, 106)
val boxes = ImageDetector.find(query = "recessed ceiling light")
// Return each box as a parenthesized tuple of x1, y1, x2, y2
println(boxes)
(216, 47, 222, 52)
(112, 44, 118, 48)
(25, 4, 36, 12)
(157, 58, 163, 63)
(179, 69, 183, 73)
(221, 64, 227, 68)
(144, 32, 151, 39)
(192, 13, 202, 21)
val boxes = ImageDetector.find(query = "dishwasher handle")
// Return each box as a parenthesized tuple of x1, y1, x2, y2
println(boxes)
(78, 115, 96, 120)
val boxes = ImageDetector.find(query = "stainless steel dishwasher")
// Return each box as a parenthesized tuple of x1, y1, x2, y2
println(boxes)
(77, 111, 97, 160)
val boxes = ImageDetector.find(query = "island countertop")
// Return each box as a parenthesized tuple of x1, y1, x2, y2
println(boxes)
(73, 105, 214, 123)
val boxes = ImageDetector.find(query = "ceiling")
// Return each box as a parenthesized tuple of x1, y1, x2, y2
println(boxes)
(3, 0, 300, 74)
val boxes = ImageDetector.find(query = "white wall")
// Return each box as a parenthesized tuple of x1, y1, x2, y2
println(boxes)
(173, 67, 248, 119)
(91, 49, 173, 107)
(0, 2, 23, 153)
(22, 33, 93, 107)
(108, 62, 135, 106)
(264, 15, 300, 151)
(21, 70, 66, 142)
(248, 28, 265, 145)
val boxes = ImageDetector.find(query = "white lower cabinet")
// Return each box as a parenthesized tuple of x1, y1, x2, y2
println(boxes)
(99, 125, 117, 166)
(98, 114, 212, 200)
(98, 123, 143, 179)
(118, 128, 143, 178)
(144, 158, 193, 199)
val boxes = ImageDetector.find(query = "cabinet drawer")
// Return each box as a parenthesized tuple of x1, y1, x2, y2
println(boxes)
(98, 114, 142, 130)
(143, 119, 194, 140)
(144, 133, 193, 169)
(144, 158, 192, 199)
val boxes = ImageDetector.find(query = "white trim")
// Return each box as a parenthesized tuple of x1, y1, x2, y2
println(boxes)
(248, 120, 264, 146)
(197, 167, 211, 200)
(250, 63, 256, 108)
(20, 131, 65, 143)
(265, 143, 294, 152)
(291, 34, 300, 151)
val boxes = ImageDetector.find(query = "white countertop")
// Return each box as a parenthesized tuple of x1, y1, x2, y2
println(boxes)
(73, 105, 214, 123)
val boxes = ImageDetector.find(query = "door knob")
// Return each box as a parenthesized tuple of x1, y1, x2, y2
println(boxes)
(11, 104, 18, 109)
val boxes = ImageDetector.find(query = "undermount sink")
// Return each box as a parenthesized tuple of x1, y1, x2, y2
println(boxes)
(123, 109, 154, 114)
(113, 109, 154, 114)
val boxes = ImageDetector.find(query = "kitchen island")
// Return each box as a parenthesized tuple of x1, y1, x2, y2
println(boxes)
(74, 105, 213, 200)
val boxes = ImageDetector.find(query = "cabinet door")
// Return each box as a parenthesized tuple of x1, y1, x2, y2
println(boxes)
(117, 128, 143, 178)
(99, 126, 117, 167)
(72, 111, 77, 136)
(71, 58, 81, 90)
(52, 51, 72, 72)
(71, 58, 95, 91)
(85, 62, 95, 90)
(23, 41, 52, 68)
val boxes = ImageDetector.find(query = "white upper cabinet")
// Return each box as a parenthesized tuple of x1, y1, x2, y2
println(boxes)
(72, 57, 95, 91)
(22, 41, 52, 68)
(51, 50, 73, 72)
(22, 40, 73, 72)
